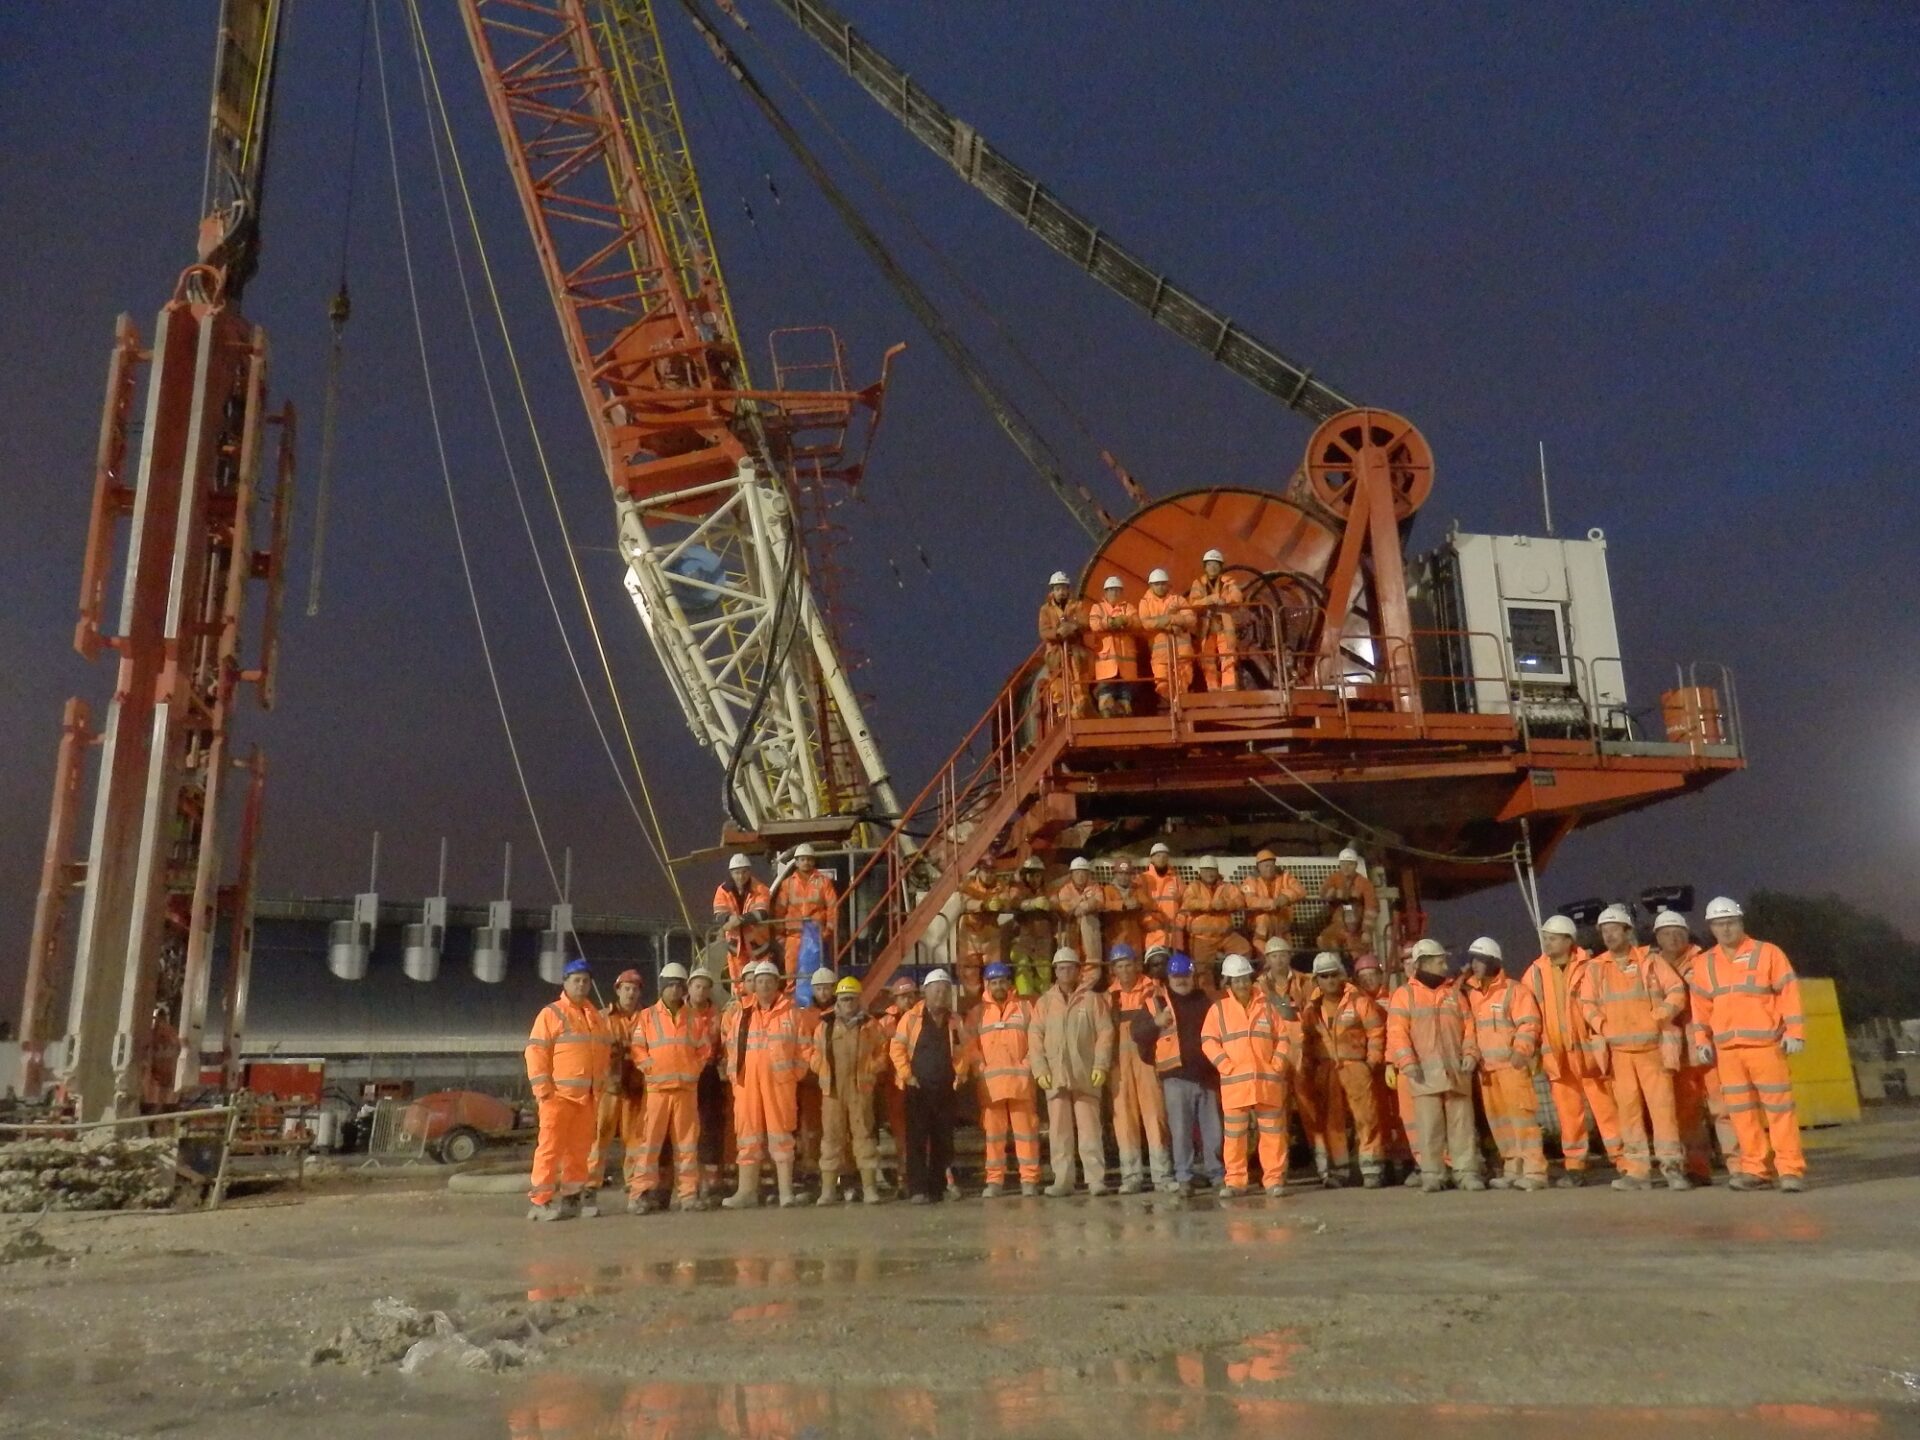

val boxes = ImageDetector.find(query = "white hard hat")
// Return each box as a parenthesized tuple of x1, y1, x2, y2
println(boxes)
(811, 967, 836, 986)
(1202, 548, 1225, 564)
(1148, 567, 1170, 583)
(1652, 910, 1691, 933)
(728, 852, 753, 870)
(923, 968, 953, 988)
(1051, 946, 1081, 968)
(1705, 896, 1743, 921)
(659, 962, 689, 983)
(749, 959, 781, 979)
(1467, 937, 1504, 962)
(1070, 857, 1092, 872)
(1220, 955, 1255, 980)
(1103, 575, 1123, 590)
(792, 842, 816, 858)
(1048, 570, 1070, 586)
(1197, 856, 1220, 872)
(1311, 951, 1346, 977)
(1596, 904, 1635, 929)
(1410, 938, 1449, 961)
(1337, 847, 1362, 865)
(1540, 915, 1579, 938)
(1263, 937, 1289, 956)
(1149, 842, 1172, 856)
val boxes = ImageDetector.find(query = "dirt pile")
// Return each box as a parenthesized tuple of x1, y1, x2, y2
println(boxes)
(0, 1135, 175, 1212)
(306, 1295, 591, 1375)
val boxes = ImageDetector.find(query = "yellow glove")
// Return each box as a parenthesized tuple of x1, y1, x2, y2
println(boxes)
(1035, 1074, 1053, 1091)
(1090, 1069, 1107, 1088)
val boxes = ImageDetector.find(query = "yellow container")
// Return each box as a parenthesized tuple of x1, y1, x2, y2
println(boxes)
(1787, 977, 1861, 1127)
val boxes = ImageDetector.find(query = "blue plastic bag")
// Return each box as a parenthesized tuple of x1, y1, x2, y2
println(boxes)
(794, 920, 823, 1006)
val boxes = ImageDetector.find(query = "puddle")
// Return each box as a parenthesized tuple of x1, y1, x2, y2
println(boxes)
(522, 1250, 965, 1300)
(1581, 1216, 1828, 1244)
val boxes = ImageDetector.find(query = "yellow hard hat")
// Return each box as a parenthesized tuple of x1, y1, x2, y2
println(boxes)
(834, 976, 863, 996)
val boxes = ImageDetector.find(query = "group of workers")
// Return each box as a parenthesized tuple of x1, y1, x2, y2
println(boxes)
(1038, 552, 1248, 717)
(525, 839, 1809, 1217)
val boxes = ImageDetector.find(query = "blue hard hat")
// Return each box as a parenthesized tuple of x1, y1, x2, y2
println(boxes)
(562, 957, 591, 977)
(1107, 942, 1137, 964)
(983, 962, 1012, 981)
(1166, 953, 1195, 977)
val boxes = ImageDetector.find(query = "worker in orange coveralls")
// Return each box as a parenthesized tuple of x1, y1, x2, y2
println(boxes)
(1462, 937, 1547, 1191)
(1052, 857, 1109, 967)
(876, 971, 920, 1186)
(524, 956, 614, 1220)
(1579, 904, 1691, 1191)
(1138, 843, 1186, 954)
(1006, 856, 1056, 996)
(889, 968, 975, 1204)
(1690, 895, 1808, 1192)
(1136, 566, 1197, 706)
(1102, 856, 1147, 957)
(720, 960, 811, 1209)
(771, 843, 838, 980)
(1180, 856, 1246, 986)
(1240, 850, 1306, 948)
(1523, 914, 1624, 1186)
(712, 852, 773, 983)
(1188, 547, 1245, 690)
(627, 962, 713, 1213)
(955, 858, 1005, 1000)
(1037, 570, 1093, 719)
(1316, 900, 1371, 960)
(1298, 951, 1387, 1187)
(1353, 954, 1413, 1177)
(587, 967, 647, 1189)
(814, 975, 888, 1205)
(1088, 574, 1142, 716)
(687, 966, 729, 1201)
(1321, 847, 1378, 932)
(974, 962, 1042, 1196)
(1387, 938, 1485, 1194)
(794, 966, 837, 1186)
(1202, 954, 1291, 1197)
(1653, 909, 1737, 1183)
(1107, 944, 1176, 1193)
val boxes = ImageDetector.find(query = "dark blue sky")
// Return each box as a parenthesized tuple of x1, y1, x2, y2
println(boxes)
(3, 2, 1917, 1000)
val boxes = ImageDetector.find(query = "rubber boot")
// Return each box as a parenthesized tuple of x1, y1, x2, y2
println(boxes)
(860, 1166, 883, 1204)
(1727, 1172, 1769, 1192)
(816, 1171, 841, 1206)
(774, 1158, 798, 1207)
(527, 1200, 566, 1222)
(1020, 1181, 1040, 1197)
(721, 1162, 762, 1209)
(1610, 1174, 1654, 1191)
(980, 1182, 1004, 1199)
(1778, 1175, 1807, 1193)
(1661, 1164, 1694, 1192)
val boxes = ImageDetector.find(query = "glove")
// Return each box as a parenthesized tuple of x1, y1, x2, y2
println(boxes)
(1035, 1074, 1052, 1092)
(905, 1074, 920, 1088)
(1401, 1063, 1424, 1088)
(1782, 1038, 1805, 1057)
(1090, 1069, 1107, 1088)
(1694, 1043, 1715, 1066)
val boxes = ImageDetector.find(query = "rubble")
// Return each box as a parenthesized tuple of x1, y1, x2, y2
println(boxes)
(306, 1296, 588, 1375)
(0, 1134, 176, 1212)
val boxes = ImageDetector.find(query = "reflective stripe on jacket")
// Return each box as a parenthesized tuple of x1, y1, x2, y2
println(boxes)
(721, 993, 810, 1086)
(1301, 982, 1386, 1066)
(1522, 953, 1608, 1079)
(1578, 947, 1687, 1070)
(1463, 972, 1541, 1072)
(1088, 600, 1140, 681)
(1180, 879, 1246, 938)
(973, 995, 1035, 1102)
(889, 1001, 975, 1088)
(630, 1000, 710, 1091)
(1201, 991, 1289, 1110)
(1687, 940, 1804, 1051)
(525, 995, 614, 1102)
(1385, 980, 1477, 1096)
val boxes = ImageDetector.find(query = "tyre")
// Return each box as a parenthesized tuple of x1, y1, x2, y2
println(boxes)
(439, 1127, 482, 1165)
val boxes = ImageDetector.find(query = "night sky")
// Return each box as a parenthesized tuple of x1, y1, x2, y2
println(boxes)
(3, 2, 1917, 1005)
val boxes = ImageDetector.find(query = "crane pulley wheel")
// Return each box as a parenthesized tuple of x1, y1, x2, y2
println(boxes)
(1302, 408, 1434, 520)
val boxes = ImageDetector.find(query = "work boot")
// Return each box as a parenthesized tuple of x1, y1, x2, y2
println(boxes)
(670, 1194, 706, 1213)
(1512, 1175, 1547, 1192)
(1119, 1176, 1145, 1195)
(1361, 1173, 1382, 1190)
(1419, 1175, 1448, 1194)
(816, 1173, 841, 1206)
(1264, 1184, 1286, 1199)
(1778, 1175, 1807, 1193)
(946, 1179, 962, 1202)
(627, 1193, 656, 1216)
(1086, 1182, 1110, 1198)
(1456, 1173, 1488, 1192)
(1403, 1170, 1426, 1188)
(721, 1162, 763, 1209)
(1487, 1175, 1515, 1190)
(980, 1182, 1004, 1200)
(1662, 1165, 1694, 1192)
(860, 1167, 883, 1204)
(526, 1200, 566, 1222)
(1554, 1170, 1586, 1189)
(1321, 1171, 1346, 1190)
(908, 1193, 931, 1205)
(576, 1196, 600, 1219)
(1610, 1174, 1654, 1191)
(1020, 1181, 1041, 1197)
(1726, 1173, 1769, 1192)
(1044, 1180, 1075, 1198)
(774, 1160, 798, 1208)
(1218, 1185, 1246, 1199)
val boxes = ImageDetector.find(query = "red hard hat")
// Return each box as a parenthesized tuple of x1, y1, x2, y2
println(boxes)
(616, 969, 643, 987)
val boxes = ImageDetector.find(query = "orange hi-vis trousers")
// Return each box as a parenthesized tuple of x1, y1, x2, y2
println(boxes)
(587, 1090, 645, 1187)
(632, 1088, 700, 1201)
(981, 1095, 1042, 1185)
(1609, 1047, 1682, 1178)
(1546, 1073, 1623, 1171)
(1479, 1066, 1546, 1181)
(1299, 1059, 1383, 1178)
(1111, 1047, 1172, 1187)
(1675, 1064, 1736, 1181)
(1222, 1104, 1287, 1189)
(1717, 1044, 1806, 1179)
(733, 1076, 799, 1167)
(530, 1095, 597, 1205)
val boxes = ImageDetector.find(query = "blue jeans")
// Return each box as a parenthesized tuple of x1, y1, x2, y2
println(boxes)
(1163, 1077, 1224, 1183)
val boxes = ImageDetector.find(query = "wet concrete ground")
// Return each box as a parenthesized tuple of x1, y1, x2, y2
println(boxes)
(3, 1112, 1919, 1438)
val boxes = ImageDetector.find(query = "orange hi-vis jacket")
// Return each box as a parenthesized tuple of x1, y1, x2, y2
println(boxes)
(712, 876, 773, 959)
(1137, 864, 1186, 940)
(1052, 878, 1108, 926)
(1087, 600, 1141, 682)
(773, 868, 838, 945)
(1321, 869, 1378, 924)
(605, 1005, 646, 1098)
(972, 994, 1035, 1102)
(525, 994, 615, 1103)
(1037, 595, 1091, 652)
(721, 993, 810, 1087)
(1522, 951, 1609, 1080)
(1687, 939, 1804, 1052)
(1137, 590, 1196, 660)
(1301, 982, 1386, 1066)
(1110, 974, 1174, 1063)
(1666, 944, 1714, 1070)
(1180, 878, 1246, 942)
(1241, 868, 1306, 929)
(1188, 572, 1244, 640)
(629, 1000, 712, 1090)
(957, 873, 1003, 951)
(1386, 979, 1479, 1096)
(1101, 880, 1145, 952)
(1579, 946, 1688, 1069)
(1463, 972, 1541, 1072)
(812, 1011, 888, 1098)
(889, 1001, 976, 1088)
(1316, 909, 1368, 955)
(1201, 990, 1290, 1110)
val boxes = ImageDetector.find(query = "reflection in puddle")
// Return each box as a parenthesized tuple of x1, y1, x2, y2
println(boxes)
(523, 1250, 956, 1301)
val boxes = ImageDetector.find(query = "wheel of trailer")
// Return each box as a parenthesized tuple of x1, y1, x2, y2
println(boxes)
(439, 1127, 482, 1165)
(1302, 408, 1433, 519)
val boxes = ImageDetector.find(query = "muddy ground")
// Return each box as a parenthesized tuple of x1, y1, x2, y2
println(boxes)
(3, 1112, 1919, 1439)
